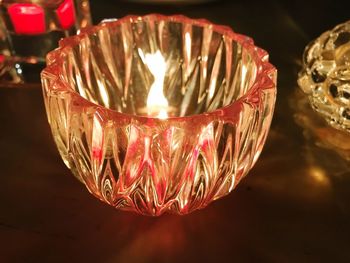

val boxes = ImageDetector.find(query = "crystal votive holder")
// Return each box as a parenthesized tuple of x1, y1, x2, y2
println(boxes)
(41, 14, 277, 216)
(291, 88, 350, 162)
(0, 0, 91, 83)
(298, 20, 350, 132)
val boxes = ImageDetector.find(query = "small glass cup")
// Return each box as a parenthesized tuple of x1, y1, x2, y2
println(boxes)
(41, 14, 277, 215)
(0, 0, 91, 83)
(298, 20, 350, 133)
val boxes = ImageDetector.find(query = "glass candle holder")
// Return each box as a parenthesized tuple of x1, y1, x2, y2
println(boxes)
(291, 88, 350, 162)
(298, 20, 350, 133)
(0, 0, 91, 83)
(41, 14, 277, 216)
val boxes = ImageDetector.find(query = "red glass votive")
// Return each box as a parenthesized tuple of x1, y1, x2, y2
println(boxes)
(57, 0, 76, 30)
(0, 0, 91, 82)
(8, 3, 46, 35)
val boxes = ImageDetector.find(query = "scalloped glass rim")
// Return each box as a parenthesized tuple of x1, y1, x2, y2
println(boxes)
(41, 14, 276, 122)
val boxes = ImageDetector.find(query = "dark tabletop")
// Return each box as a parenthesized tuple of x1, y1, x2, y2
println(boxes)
(1, 0, 350, 262)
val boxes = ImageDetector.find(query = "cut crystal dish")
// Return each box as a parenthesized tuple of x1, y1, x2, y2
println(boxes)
(298, 20, 350, 132)
(41, 14, 277, 215)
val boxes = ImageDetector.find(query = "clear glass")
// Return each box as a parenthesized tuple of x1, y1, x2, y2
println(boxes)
(0, 0, 91, 82)
(291, 88, 350, 162)
(298, 20, 350, 132)
(41, 14, 277, 215)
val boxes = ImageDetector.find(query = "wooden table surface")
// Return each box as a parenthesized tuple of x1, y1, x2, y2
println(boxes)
(1, 0, 350, 262)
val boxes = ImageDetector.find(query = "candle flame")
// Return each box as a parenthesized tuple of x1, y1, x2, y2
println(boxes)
(140, 49, 168, 119)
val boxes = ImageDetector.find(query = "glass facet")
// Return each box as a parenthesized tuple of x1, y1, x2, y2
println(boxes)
(41, 14, 277, 215)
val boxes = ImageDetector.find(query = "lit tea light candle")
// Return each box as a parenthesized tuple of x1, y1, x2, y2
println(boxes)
(138, 49, 174, 119)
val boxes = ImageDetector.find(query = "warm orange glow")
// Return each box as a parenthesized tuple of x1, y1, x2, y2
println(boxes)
(139, 49, 169, 119)
(309, 166, 330, 186)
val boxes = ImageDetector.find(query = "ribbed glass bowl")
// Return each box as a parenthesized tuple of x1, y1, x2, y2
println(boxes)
(41, 14, 277, 216)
